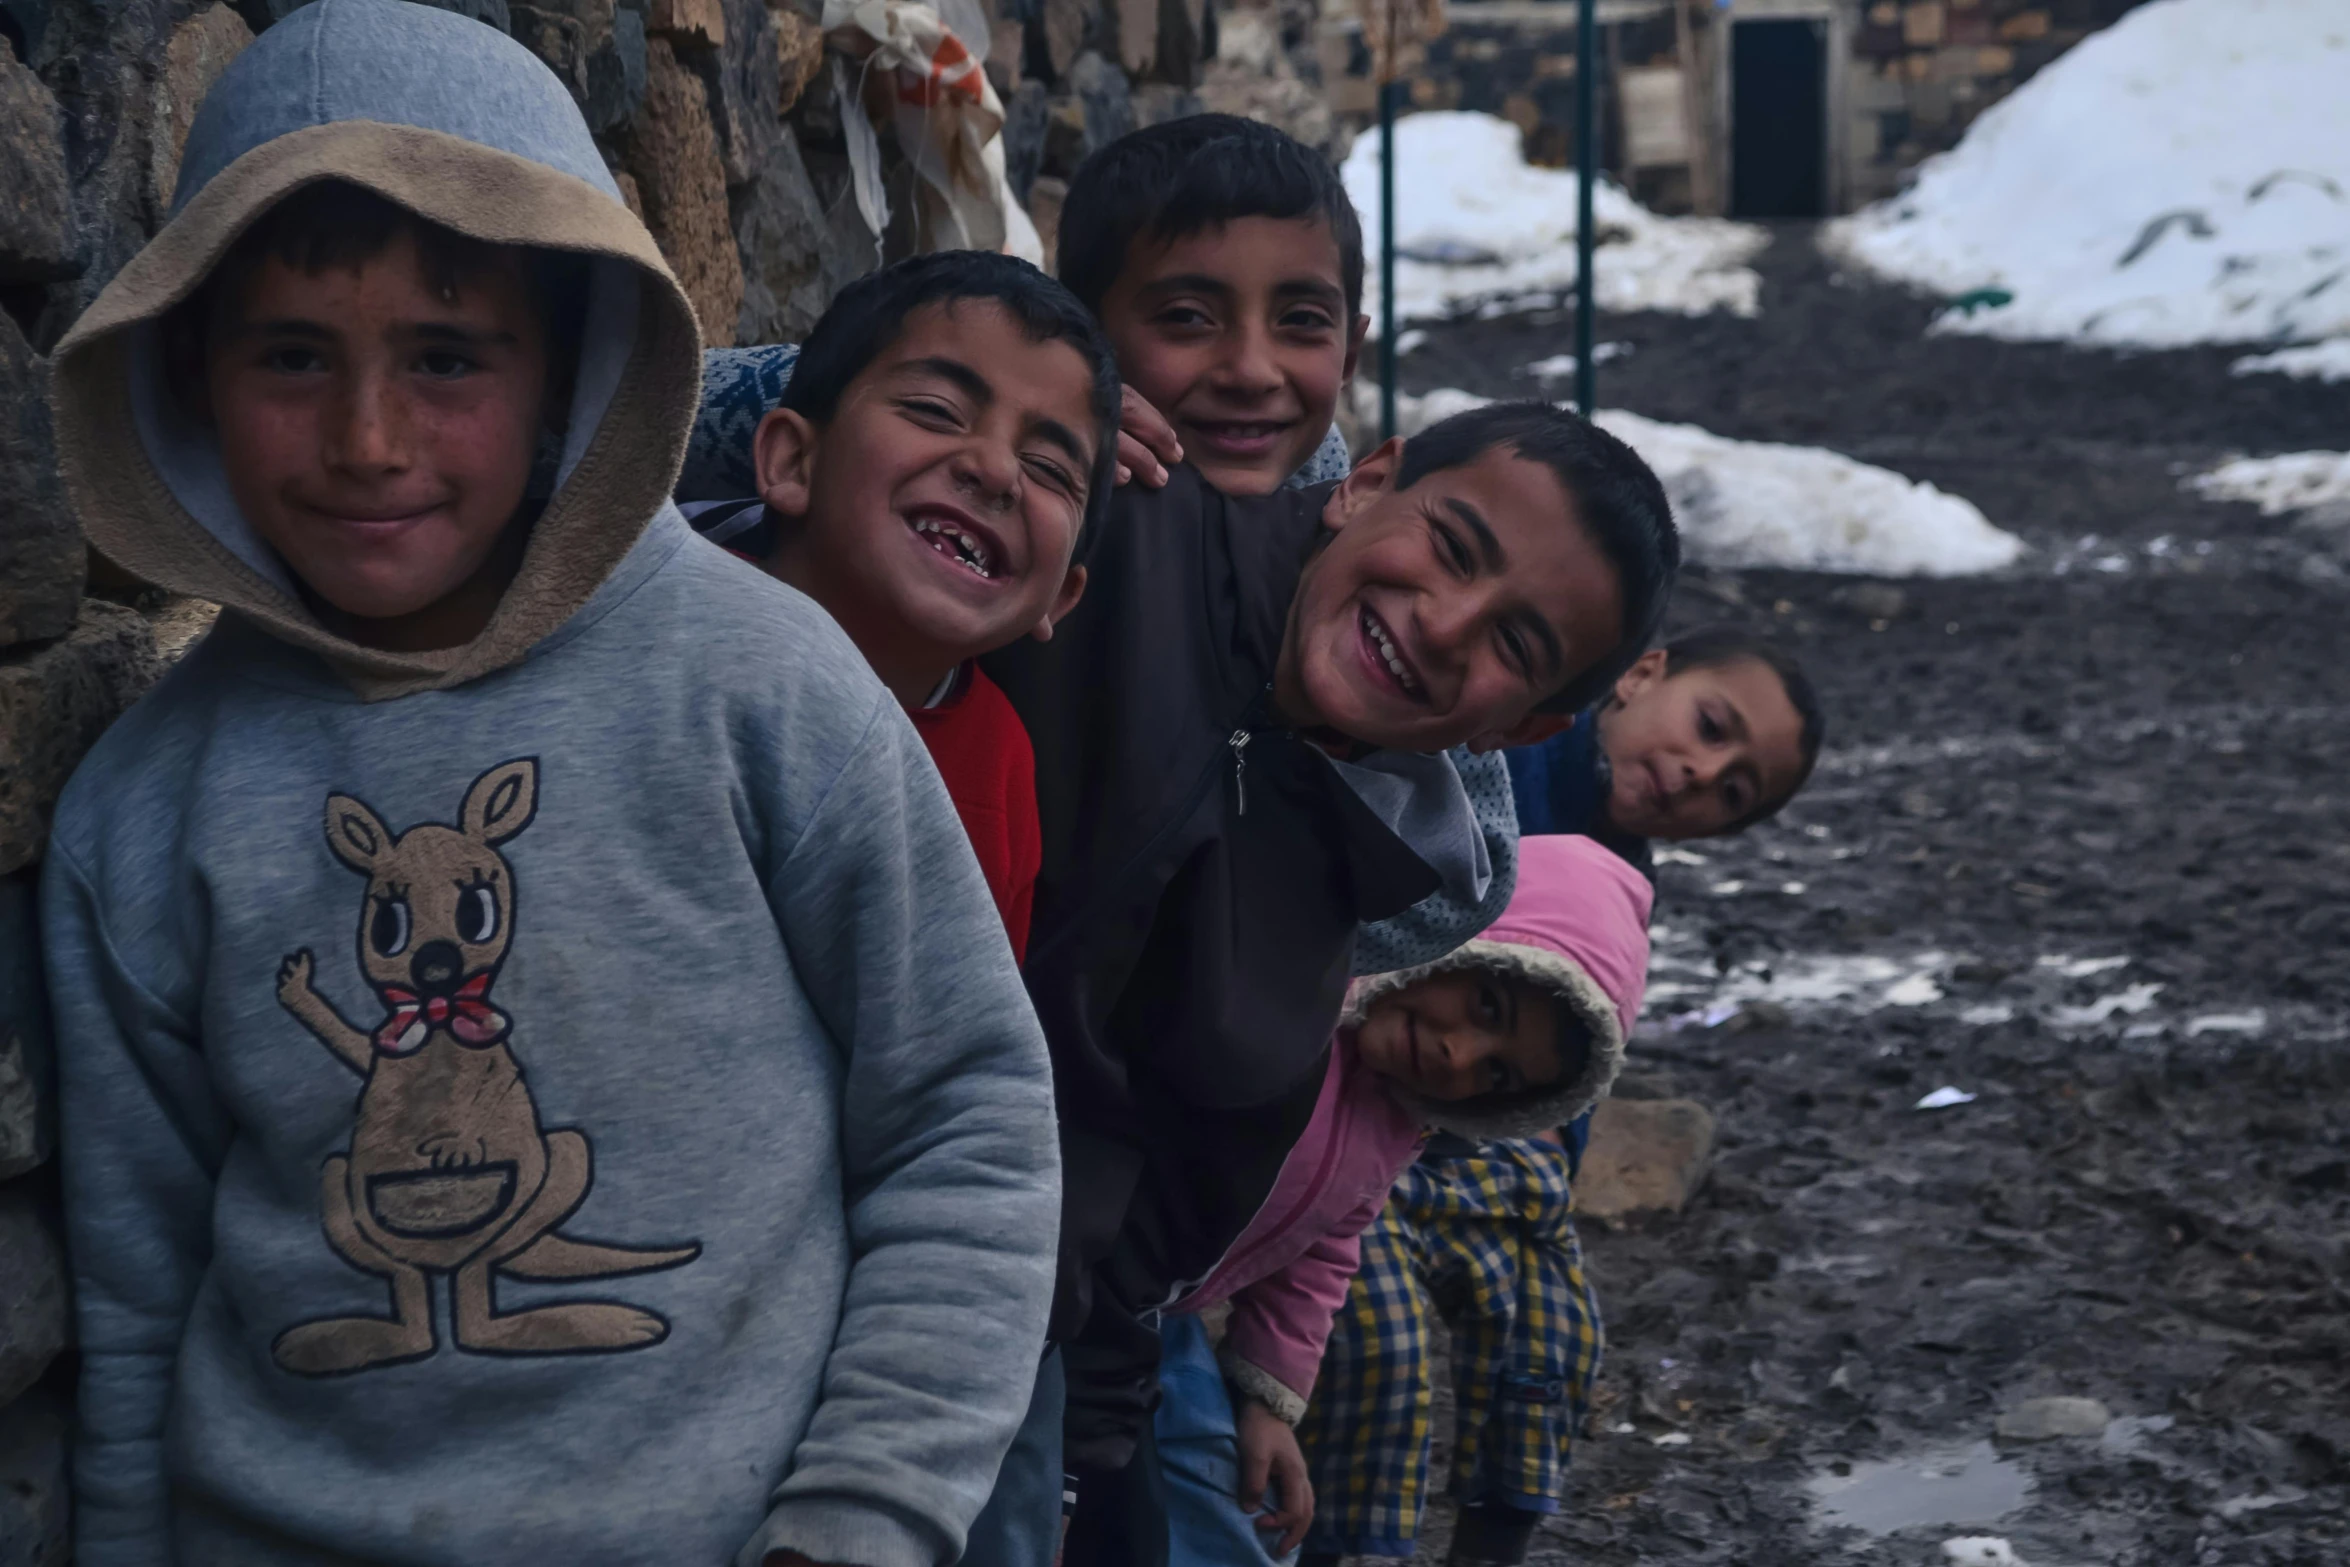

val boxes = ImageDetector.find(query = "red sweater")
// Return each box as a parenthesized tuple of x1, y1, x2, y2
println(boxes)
(907, 666, 1040, 962)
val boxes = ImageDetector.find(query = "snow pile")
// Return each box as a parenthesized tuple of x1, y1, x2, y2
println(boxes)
(1826, 0, 2350, 350)
(2187, 450, 2350, 515)
(1341, 111, 1767, 330)
(1364, 386, 2027, 577)
(2232, 340, 2350, 382)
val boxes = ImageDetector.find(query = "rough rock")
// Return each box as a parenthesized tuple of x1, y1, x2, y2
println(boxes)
(0, 51, 72, 284)
(1026, 175, 1066, 274)
(648, 0, 724, 48)
(771, 1, 823, 115)
(1111, 0, 1154, 76)
(49, 11, 160, 310)
(0, 1191, 66, 1408)
(1197, 4, 1330, 151)
(984, 15, 1023, 94)
(1131, 82, 1200, 127)
(1030, 0, 1088, 82)
(0, 1390, 66, 1567)
(1000, 78, 1049, 204)
(1575, 1097, 1718, 1223)
(1151, 0, 1209, 88)
(511, 0, 646, 134)
(0, 600, 163, 877)
(1068, 50, 1136, 160)
(0, 1028, 45, 1180)
(1996, 1395, 2113, 1442)
(0, 313, 81, 650)
(731, 122, 835, 343)
(624, 37, 742, 346)
(0, 870, 52, 1181)
(148, 5, 255, 215)
(703, 0, 781, 186)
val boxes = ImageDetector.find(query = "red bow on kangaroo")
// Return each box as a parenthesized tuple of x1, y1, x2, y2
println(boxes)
(374, 973, 510, 1055)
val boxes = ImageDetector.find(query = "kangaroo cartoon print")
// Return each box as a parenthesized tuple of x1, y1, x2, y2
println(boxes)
(273, 758, 699, 1376)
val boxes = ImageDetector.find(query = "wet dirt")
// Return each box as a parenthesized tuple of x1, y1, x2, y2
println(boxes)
(1389, 231, 2350, 1566)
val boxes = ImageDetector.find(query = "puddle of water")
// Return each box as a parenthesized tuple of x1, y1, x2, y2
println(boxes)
(1808, 1442, 2032, 1536)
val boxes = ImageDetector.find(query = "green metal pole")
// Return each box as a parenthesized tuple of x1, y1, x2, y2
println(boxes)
(1574, 0, 1598, 417)
(1380, 78, 1401, 442)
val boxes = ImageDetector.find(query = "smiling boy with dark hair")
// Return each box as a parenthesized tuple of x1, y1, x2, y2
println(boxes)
(988, 396, 1677, 1561)
(1057, 112, 1366, 497)
(694, 251, 1120, 955)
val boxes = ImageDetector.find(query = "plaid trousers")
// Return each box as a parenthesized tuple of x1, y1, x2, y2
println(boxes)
(1297, 1138, 1601, 1558)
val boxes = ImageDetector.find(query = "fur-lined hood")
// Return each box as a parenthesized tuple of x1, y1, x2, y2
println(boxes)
(51, 0, 700, 700)
(1349, 832, 1654, 1139)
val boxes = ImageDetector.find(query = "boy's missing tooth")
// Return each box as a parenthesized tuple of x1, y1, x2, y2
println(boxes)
(1060, 114, 1367, 497)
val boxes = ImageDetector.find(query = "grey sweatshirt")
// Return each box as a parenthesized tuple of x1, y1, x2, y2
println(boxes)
(41, 4, 1058, 1565)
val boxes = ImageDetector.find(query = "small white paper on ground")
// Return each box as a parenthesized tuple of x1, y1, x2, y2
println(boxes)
(2188, 452, 2350, 517)
(1651, 1432, 1693, 1448)
(1823, 0, 2350, 349)
(1362, 387, 2025, 576)
(1915, 1086, 1978, 1111)
(1941, 1541, 2024, 1567)
(2186, 1010, 2268, 1037)
(1342, 111, 1768, 330)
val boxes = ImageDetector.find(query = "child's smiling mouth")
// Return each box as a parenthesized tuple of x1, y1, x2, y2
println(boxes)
(1186, 418, 1294, 459)
(1358, 603, 1427, 703)
(907, 506, 1005, 582)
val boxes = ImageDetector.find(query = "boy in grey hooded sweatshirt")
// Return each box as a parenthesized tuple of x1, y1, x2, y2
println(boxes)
(40, 4, 1058, 1565)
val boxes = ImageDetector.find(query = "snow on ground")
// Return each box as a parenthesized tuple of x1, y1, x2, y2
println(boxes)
(1824, 0, 2350, 351)
(2186, 450, 2350, 515)
(1363, 385, 2027, 576)
(2232, 338, 2350, 382)
(1340, 111, 1767, 332)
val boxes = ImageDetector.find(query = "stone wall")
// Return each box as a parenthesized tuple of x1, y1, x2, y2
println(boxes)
(0, 0, 1253, 1556)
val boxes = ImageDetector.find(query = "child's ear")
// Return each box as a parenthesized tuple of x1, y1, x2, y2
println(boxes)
(752, 408, 819, 517)
(1614, 647, 1669, 706)
(1028, 564, 1089, 643)
(1466, 710, 1574, 754)
(1325, 437, 1404, 531)
(1342, 314, 1370, 385)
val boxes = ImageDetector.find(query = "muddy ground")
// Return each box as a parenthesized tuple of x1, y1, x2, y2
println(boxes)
(1388, 230, 2350, 1566)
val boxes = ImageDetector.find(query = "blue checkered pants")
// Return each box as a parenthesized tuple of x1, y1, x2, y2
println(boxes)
(1296, 1138, 1601, 1558)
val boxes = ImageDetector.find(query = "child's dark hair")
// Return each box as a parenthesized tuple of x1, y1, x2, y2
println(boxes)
(162, 180, 590, 416)
(780, 250, 1122, 544)
(1396, 401, 1680, 714)
(1661, 624, 1827, 825)
(1056, 114, 1365, 319)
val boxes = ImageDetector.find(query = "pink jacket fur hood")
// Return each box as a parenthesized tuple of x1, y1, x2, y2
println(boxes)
(1174, 835, 1655, 1418)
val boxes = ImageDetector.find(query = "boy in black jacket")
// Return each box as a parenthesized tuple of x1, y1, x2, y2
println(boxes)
(984, 399, 1679, 1563)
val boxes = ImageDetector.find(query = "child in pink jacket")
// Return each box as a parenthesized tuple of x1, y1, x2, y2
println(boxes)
(1151, 834, 1655, 1564)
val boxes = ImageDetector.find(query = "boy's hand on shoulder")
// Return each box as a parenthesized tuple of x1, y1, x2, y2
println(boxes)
(1235, 1395, 1315, 1554)
(1117, 384, 1183, 489)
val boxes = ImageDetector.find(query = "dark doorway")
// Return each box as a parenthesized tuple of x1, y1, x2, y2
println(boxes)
(1731, 18, 1827, 218)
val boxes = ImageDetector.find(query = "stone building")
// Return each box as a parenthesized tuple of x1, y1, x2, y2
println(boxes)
(1318, 0, 2151, 214)
(0, 0, 1235, 1556)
